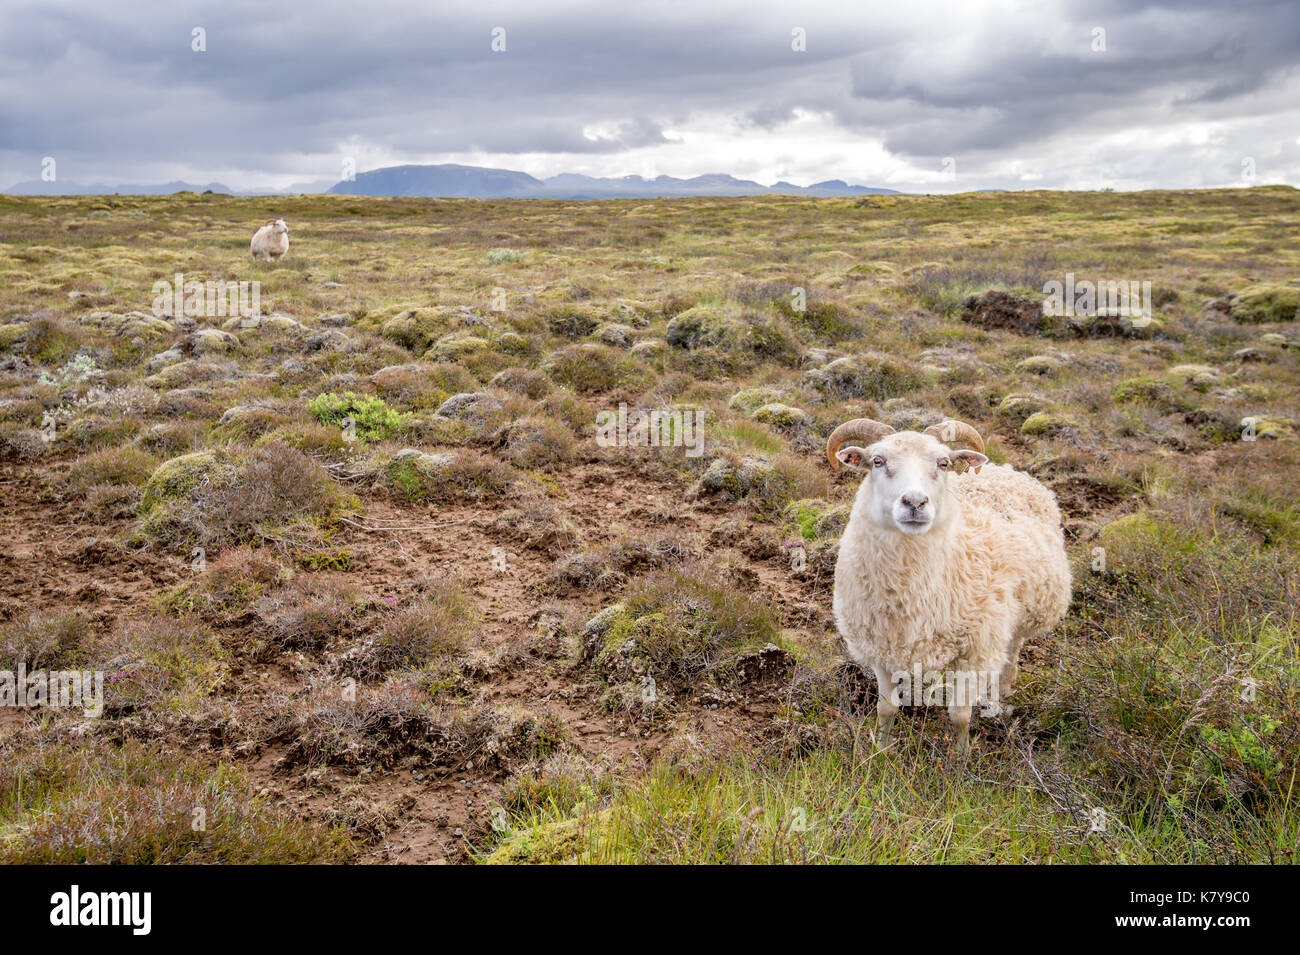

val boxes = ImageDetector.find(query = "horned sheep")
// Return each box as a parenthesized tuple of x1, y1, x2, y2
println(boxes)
(250, 218, 290, 261)
(827, 417, 1071, 751)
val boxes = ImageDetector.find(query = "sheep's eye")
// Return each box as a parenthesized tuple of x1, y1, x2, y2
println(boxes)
(938, 457, 951, 470)
(871, 456, 885, 469)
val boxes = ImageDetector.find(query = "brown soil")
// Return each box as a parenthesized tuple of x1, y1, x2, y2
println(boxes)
(960, 290, 1048, 336)
(0, 453, 823, 863)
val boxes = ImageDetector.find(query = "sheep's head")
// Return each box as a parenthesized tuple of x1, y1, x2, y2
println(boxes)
(271, 218, 289, 235)
(827, 418, 988, 536)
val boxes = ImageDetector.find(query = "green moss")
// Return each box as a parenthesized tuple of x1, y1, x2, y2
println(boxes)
(373, 306, 458, 351)
(997, 392, 1047, 424)
(1112, 376, 1184, 412)
(1020, 411, 1076, 437)
(214, 405, 293, 441)
(751, 402, 809, 428)
(140, 451, 229, 513)
(0, 324, 25, 350)
(6, 184, 1300, 867)
(546, 304, 602, 338)
(541, 343, 652, 394)
(727, 386, 790, 415)
(137, 443, 346, 550)
(593, 322, 635, 347)
(1016, 355, 1059, 375)
(1230, 284, 1299, 323)
(259, 423, 350, 459)
(804, 354, 920, 401)
(584, 565, 782, 702)
(295, 547, 352, 571)
(793, 301, 862, 341)
(383, 449, 512, 502)
(666, 305, 798, 365)
(692, 454, 793, 505)
(426, 335, 491, 360)
(495, 331, 531, 355)
(1243, 416, 1294, 441)
(1165, 364, 1221, 392)
(58, 414, 142, 451)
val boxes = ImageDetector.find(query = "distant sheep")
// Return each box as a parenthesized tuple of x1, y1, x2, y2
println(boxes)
(827, 418, 1071, 752)
(250, 219, 289, 261)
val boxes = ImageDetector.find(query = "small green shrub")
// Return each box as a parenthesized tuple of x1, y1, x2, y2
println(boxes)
(483, 248, 527, 265)
(308, 391, 408, 442)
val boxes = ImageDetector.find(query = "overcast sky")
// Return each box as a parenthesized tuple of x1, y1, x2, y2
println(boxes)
(3, 0, 1298, 191)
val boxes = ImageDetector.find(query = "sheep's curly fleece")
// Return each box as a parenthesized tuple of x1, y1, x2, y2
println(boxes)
(250, 222, 289, 260)
(833, 460, 1071, 680)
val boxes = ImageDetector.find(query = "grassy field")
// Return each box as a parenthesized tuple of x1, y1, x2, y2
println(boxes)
(0, 187, 1297, 863)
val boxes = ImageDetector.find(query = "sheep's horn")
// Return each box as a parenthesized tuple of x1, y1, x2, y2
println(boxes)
(826, 418, 895, 470)
(923, 419, 985, 453)
(924, 419, 985, 473)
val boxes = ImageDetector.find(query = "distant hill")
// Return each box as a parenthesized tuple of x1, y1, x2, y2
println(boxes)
(539, 172, 772, 198)
(3, 164, 900, 199)
(330, 164, 548, 198)
(331, 164, 899, 199)
(4, 179, 235, 196)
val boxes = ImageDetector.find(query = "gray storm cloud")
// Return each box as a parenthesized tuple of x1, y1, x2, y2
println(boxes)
(1, 0, 1297, 190)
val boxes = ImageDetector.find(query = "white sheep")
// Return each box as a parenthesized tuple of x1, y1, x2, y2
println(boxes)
(250, 218, 290, 261)
(827, 418, 1071, 751)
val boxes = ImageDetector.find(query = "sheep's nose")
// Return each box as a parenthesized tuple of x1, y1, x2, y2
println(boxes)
(901, 492, 929, 510)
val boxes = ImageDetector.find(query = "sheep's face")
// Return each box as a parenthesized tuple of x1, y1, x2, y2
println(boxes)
(272, 219, 289, 235)
(836, 432, 988, 536)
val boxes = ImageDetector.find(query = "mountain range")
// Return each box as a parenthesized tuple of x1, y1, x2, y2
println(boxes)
(3, 163, 898, 199)
(3, 178, 336, 197)
(331, 164, 898, 198)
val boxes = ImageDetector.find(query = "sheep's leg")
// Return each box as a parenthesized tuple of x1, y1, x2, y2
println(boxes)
(872, 666, 899, 749)
(877, 700, 898, 749)
(1002, 635, 1026, 692)
(998, 631, 1030, 717)
(1003, 631, 1034, 691)
(949, 701, 973, 754)
(998, 658, 1018, 717)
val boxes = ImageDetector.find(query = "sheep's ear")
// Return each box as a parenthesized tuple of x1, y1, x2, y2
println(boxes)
(953, 450, 988, 473)
(836, 446, 869, 469)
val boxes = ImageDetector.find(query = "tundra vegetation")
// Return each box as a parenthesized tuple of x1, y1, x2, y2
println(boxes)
(0, 187, 1297, 864)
